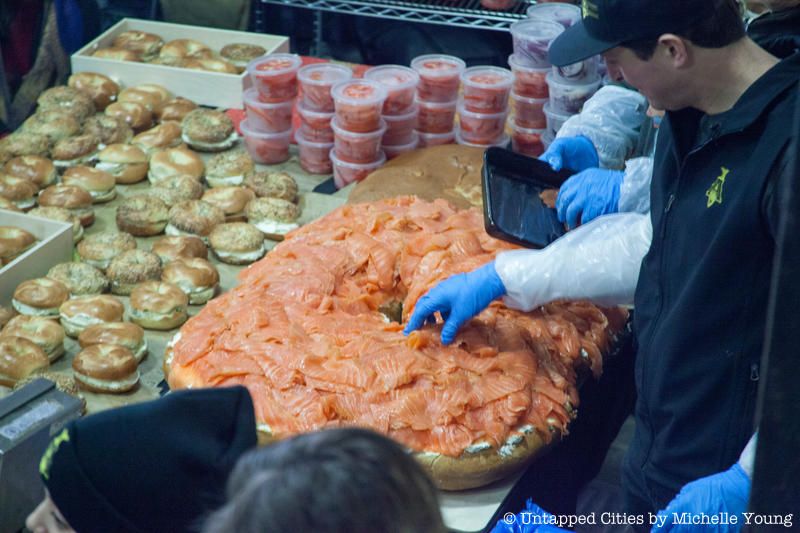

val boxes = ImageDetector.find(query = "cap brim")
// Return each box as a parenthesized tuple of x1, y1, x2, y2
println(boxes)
(548, 21, 622, 67)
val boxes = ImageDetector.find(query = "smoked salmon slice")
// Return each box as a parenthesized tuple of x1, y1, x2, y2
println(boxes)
(167, 196, 627, 458)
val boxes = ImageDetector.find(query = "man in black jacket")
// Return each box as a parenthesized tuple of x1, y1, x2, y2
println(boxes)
(747, 0, 800, 58)
(405, 0, 798, 522)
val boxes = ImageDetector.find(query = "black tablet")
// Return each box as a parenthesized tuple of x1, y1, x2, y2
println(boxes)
(482, 147, 574, 249)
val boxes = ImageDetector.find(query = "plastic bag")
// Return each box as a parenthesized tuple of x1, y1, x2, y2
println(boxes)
(495, 212, 652, 311)
(618, 156, 654, 214)
(556, 86, 647, 170)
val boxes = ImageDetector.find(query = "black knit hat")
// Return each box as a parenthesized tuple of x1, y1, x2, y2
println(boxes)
(39, 386, 257, 533)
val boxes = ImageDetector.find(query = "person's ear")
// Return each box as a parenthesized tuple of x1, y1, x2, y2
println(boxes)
(657, 34, 691, 69)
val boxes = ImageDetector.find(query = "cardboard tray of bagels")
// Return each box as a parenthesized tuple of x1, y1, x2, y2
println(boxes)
(0, 209, 73, 305)
(71, 18, 289, 108)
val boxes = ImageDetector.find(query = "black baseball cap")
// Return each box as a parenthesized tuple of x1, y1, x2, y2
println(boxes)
(548, 0, 718, 66)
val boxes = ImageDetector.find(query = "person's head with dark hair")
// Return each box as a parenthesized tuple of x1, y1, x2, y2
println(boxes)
(622, 0, 746, 60)
(549, 0, 777, 114)
(202, 427, 447, 533)
(26, 386, 257, 533)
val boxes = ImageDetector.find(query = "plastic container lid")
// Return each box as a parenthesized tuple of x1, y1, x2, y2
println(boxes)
(526, 3, 582, 27)
(454, 127, 509, 148)
(507, 53, 552, 74)
(296, 100, 335, 120)
(510, 91, 548, 106)
(364, 64, 420, 90)
(545, 71, 602, 91)
(239, 118, 292, 139)
(383, 103, 418, 124)
(417, 129, 455, 140)
(411, 54, 467, 78)
(243, 87, 294, 110)
(246, 53, 302, 77)
(551, 56, 599, 84)
(295, 128, 334, 149)
(330, 148, 387, 168)
(330, 79, 388, 106)
(331, 117, 388, 140)
(542, 101, 572, 121)
(461, 66, 514, 90)
(457, 100, 508, 122)
(415, 97, 458, 110)
(383, 130, 419, 150)
(297, 63, 353, 85)
(510, 18, 565, 41)
(509, 121, 546, 136)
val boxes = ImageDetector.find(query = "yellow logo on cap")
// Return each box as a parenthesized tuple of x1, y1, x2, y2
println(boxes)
(39, 428, 70, 480)
(582, 0, 600, 19)
(706, 167, 729, 208)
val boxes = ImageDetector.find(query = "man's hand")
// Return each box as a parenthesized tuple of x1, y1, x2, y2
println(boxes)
(651, 464, 750, 533)
(556, 168, 624, 228)
(539, 135, 600, 172)
(403, 262, 506, 345)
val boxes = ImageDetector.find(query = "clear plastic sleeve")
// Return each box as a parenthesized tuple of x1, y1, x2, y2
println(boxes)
(495, 212, 652, 311)
(556, 86, 648, 170)
(618, 156, 654, 214)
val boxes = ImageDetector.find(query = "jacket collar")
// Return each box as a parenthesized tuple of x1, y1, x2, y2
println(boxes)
(664, 52, 800, 156)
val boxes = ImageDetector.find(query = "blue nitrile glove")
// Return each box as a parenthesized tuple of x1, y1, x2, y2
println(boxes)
(403, 262, 505, 345)
(539, 135, 600, 172)
(556, 168, 624, 229)
(491, 499, 571, 533)
(651, 464, 750, 533)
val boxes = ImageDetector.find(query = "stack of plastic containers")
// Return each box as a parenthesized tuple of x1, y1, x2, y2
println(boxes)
(296, 63, 353, 174)
(526, 3, 602, 147)
(330, 79, 388, 188)
(364, 65, 420, 160)
(507, 18, 564, 157)
(243, 53, 303, 164)
(456, 66, 513, 149)
(411, 54, 465, 148)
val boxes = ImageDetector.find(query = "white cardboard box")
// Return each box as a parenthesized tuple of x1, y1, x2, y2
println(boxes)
(71, 18, 290, 109)
(0, 210, 73, 305)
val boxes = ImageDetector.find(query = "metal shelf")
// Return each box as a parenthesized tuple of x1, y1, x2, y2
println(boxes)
(256, 0, 534, 31)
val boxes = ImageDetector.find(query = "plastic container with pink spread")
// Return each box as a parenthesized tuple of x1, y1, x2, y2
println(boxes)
(411, 54, 466, 103)
(243, 88, 294, 133)
(416, 98, 457, 134)
(511, 92, 547, 130)
(543, 102, 573, 137)
(297, 63, 353, 112)
(457, 102, 508, 145)
(509, 19, 564, 67)
(382, 104, 418, 146)
(546, 72, 602, 114)
(461, 66, 514, 114)
(383, 131, 419, 160)
(240, 118, 292, 164)
(510, 122, 546, 157)
(417, 129, 456, 148)
(332, 118, 387, 164)
(296, 101, 335, 143)
(331, 79, 388, 133)
(364, 65, 420, 115)
(331, 149, 386, 189)
(526, 2, 581, 28)
(455, 128, 509, 149)
(508, 54, 551, 99)
(295, 129, 334, 174)
(246, 53, 303, 103)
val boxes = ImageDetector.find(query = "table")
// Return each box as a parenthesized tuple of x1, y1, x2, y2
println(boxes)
(0, 143, 528, 533)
